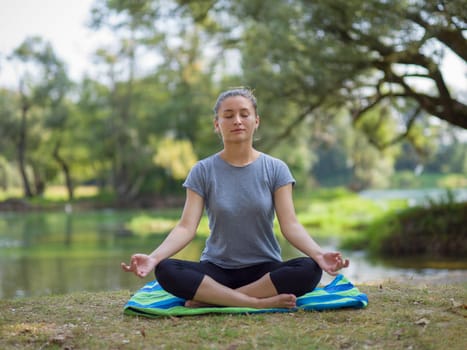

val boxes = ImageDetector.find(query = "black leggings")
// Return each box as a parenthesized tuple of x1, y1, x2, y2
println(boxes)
(155, 257, 322, 300)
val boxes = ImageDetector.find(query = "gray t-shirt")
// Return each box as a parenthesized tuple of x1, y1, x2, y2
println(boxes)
(183, 152, 296, 268)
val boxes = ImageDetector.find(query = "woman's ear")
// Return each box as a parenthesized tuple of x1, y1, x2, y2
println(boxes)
(213, 118, 219, 133)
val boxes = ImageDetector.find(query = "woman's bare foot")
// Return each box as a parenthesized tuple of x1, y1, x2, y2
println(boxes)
(257, 293, 297, 309)
(184, 293, 297, 309)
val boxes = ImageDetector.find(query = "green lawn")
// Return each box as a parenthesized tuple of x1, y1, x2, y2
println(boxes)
(1, 281, 466, 350)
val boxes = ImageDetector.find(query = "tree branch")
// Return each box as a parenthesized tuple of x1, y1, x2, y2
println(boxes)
(259, 102, 321, 152)
(406, 11, 467, 61)
(367, 106, 422, 150)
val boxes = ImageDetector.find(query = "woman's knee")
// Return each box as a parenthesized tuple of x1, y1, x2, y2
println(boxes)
(296, 257, 323, 290)
(154, 258, 170, 279)
(154, 259, 203, 300)
(271, 257, 322, 296)
(302, 257, 323, 277)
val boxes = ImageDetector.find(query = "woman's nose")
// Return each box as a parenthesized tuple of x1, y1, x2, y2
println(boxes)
(233, 114, 242, 124)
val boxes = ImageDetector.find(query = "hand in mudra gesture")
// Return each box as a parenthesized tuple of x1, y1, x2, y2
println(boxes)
(121, 254, 157, 278)
(316, 252, 350, 276)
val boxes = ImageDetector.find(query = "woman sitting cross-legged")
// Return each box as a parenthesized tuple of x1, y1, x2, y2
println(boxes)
(121, 88, 349, 309)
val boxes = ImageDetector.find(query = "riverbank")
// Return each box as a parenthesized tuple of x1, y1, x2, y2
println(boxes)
(1, 277, 466, 350)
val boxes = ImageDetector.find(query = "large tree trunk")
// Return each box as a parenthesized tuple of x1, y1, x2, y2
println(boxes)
(32, 166, 45, 196)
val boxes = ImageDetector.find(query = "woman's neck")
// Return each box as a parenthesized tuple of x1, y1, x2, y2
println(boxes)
(220, 145, 260, 167)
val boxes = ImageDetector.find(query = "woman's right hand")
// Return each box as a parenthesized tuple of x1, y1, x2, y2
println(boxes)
(121, 254, 157, 278)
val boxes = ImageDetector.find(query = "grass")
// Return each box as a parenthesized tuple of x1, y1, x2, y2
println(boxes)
(1, 281, 466, 350)
(0, 185, 99, 202)
(389, 171, 467, 189)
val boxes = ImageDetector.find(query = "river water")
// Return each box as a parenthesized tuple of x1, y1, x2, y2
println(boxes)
(1, 188, 466, 299)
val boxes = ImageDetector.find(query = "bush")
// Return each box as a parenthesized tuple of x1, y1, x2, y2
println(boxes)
(379, 202, 466, 257)
(351, 194, 467, 258)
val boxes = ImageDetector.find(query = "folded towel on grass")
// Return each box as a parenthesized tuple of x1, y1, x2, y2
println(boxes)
(123, 274, 368, 318)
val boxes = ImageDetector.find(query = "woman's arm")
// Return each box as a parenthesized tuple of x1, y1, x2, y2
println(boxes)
(149, 188, 204, 262)
(121, 188, 204, 277)
(274, 184, 349, 275)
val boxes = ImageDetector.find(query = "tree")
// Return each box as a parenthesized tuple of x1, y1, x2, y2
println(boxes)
(174, 0, 466, 190)
(303, 0, 467, 131)
(179, 0, 466, 142)
(48, 100, 76, 200)
(8, 37, 71, 197)
(89, 0, 165, 201)
(87, 0, 219, 199)
(0, 89, 20, 191)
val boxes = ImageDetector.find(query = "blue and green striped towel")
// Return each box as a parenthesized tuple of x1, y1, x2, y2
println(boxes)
(123, 274, 368, 317)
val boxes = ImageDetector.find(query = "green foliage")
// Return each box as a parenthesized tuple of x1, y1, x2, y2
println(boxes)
(389, 171, 427, 188)
(199, 0, 467, 186)
(351, 194, 467, 258)
(5, 37, 73, 198)
(292, 187, 407, 239)
(0, 90, 19, 186)
(438, 174, 467, 188)
(127, 211, 210, 237)
(0, 0, 465, 201)
(390, 171, 467, 189)
(126, 214, 178, 235)
(152, 137, 198, 180)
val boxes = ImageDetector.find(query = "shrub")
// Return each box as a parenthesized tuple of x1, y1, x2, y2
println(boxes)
(355, 193, 467, 258)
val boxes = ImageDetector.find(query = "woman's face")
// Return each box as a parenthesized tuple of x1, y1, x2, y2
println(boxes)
(214, 96, 259, 144)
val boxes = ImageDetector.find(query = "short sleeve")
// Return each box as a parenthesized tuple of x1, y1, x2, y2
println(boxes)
(270, 157, 296, 192)
(183, 162, 206, 198)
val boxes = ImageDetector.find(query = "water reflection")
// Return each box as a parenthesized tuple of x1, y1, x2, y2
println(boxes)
(0, 209, 465, 299)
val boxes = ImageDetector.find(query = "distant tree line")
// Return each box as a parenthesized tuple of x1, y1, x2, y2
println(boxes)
(0, 0, 465, 201)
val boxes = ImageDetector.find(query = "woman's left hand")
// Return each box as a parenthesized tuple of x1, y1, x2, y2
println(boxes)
(316, 252, 350, 276)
